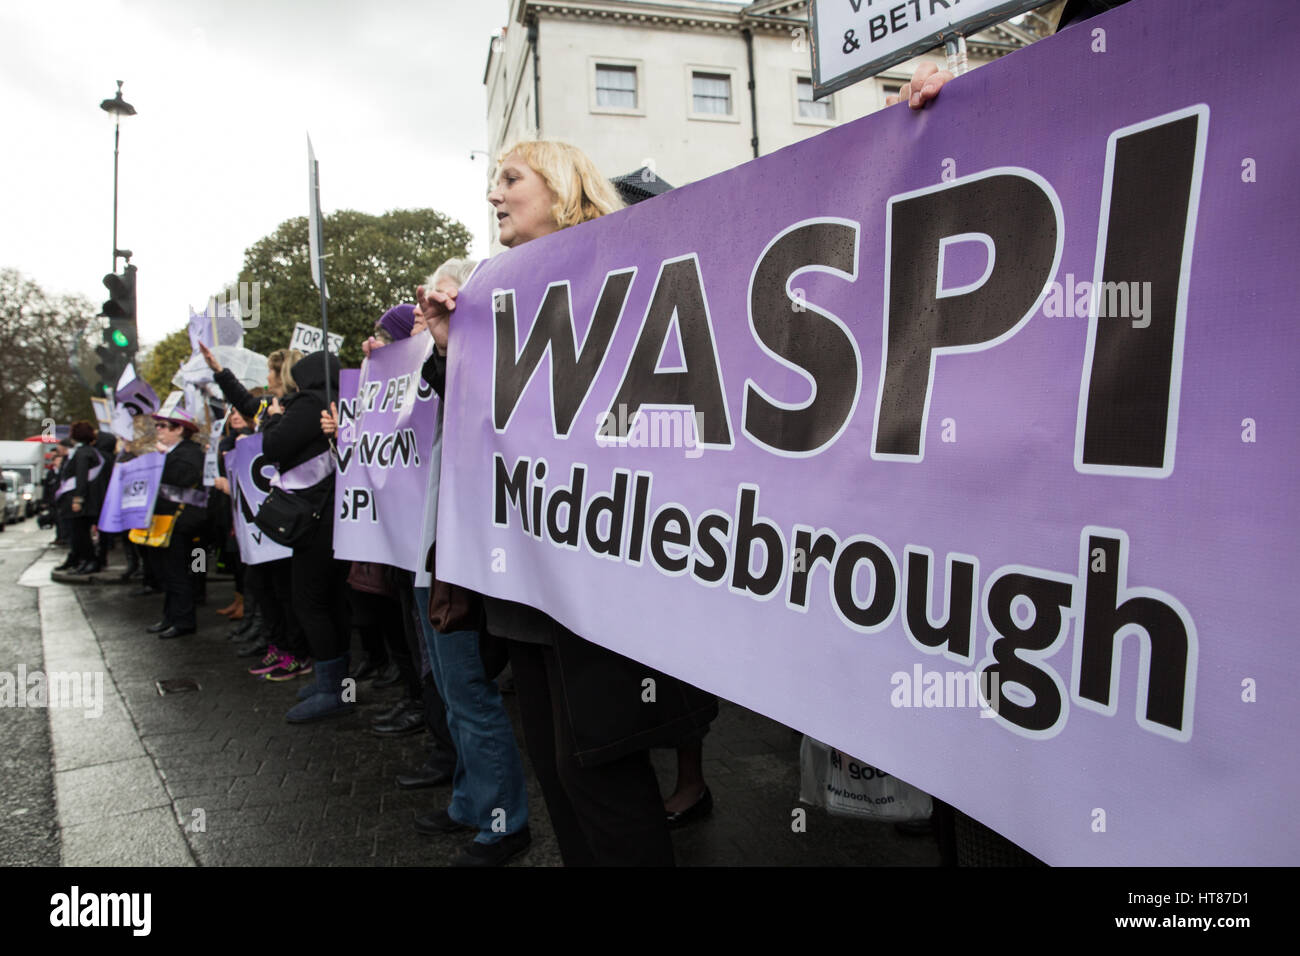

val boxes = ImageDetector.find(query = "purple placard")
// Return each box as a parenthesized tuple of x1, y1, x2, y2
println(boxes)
(436, 0, 1300, 865)
(226, 433, 293, 565)
(332, 335, 439, 570)
(97, 453, 164, 533)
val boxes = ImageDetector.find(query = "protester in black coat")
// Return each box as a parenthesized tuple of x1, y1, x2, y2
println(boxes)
(200, 344, 312, 670)
(259, 349, 353, 722)
(62, 422, 104, 574)
(142, 406, 207, 639)
(91, 430, 119, 569)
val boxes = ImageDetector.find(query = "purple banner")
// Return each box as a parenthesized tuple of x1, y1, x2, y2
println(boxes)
(435, 0, 1300, 865)
(97, 453, 164, 533)
(226, 433, 292, 565)
(332, 334, 440, 571)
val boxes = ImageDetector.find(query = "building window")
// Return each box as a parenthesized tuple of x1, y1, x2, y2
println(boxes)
(881, 81, 903, 100)
(797, 77, 833, 121)
(596, 64, 637, 109)
(692, 72, 732, 116)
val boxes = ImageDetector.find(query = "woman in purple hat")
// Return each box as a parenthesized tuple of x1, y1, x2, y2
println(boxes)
(144, 404, 207, 639)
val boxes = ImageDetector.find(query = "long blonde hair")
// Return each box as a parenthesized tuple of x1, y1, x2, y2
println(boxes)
(498, 140, 623, 230)
(268, 348, 304, 393)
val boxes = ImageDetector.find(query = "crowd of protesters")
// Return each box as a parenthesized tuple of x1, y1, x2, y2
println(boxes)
(45, 138, 739, 868)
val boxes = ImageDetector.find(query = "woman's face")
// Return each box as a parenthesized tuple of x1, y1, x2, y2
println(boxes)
(228, 409, 247, 431)
(267, 368, 283, 396)
(155, 421, 183, 448)
(489, 153, 559, 247)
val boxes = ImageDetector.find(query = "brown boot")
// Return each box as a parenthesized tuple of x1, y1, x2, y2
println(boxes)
(216, 593, 243, 617)
(226, 593, 245, 621)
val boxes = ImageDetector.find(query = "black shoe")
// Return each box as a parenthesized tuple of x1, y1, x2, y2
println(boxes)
(228, 611, 262, 640)
(117, 568, 137, 582)
(665, 786, 713, 830)
(145, 621, 170, 634)
(371, 707, 427, 738)
(72, 561, 99, 575)
(158, 626, 196, 639)
(352, 655, 386, 682)
(452, 828, 532, 867)
(395, 761, 454, 790)
(235, 639, 269, 658)
(132, 586, 162, 597)
(414, 809, 475, 836)
(370, 698, 415, 727)
(371, 662, 404, 689)
(53, 559, 75, 572)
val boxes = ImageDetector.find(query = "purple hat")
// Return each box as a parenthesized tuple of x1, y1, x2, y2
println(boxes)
(152, 391, 200, 433)
(377, 304, 416, 342)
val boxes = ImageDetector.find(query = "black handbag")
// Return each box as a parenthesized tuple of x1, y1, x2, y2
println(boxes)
(253, 486, 319, 547)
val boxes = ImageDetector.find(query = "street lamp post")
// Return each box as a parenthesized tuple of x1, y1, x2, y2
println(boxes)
(99, 80, 137, 274)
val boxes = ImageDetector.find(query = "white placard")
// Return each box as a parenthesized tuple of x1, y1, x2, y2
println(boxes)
(289, 322, 342, 355)
(810, 0, 1040, 96)
(203, 416, 225, 487)
(90, 396, 113, 431)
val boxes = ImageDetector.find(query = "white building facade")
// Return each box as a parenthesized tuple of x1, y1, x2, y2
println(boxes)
(483, 0, 1045, 243)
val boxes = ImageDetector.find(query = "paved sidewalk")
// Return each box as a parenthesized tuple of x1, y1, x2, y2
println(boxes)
(47, 545, 942, 866)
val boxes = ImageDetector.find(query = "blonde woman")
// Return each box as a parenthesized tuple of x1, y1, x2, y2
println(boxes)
(201, 343, 312, 674)
(415, 141, 717, 866)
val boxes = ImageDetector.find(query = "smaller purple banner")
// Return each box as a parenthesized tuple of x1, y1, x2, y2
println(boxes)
(97, 453, 164, 533)
(226, 433, 293, 565)
(332, 335, 439, 571)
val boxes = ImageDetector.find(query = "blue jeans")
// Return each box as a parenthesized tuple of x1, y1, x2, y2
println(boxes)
(413, 587, 528, 843)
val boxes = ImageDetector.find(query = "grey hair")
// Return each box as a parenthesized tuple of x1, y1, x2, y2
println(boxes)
(425, 257, 478, 292)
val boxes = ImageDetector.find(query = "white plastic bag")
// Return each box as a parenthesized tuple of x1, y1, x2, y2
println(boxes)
(798, 735, 933, 823)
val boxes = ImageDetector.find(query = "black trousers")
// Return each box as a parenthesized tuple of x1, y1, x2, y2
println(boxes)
(146, 532, 196, 631)
(507, 639, 673, 867)
(350, 588, 420, 700)
(290, 517, 351, 662)
(394, 572, 456, 768)
(70, 516, 95, 566)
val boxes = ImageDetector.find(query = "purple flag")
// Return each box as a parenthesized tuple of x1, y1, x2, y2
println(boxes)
(226, 433, 292, 565)
(112, 369, 160, 441)
(97, 453, 164, 533)
(188, 302, 244, 353)
(433, 0, 1300, 866)
(332, 335, 439, 570)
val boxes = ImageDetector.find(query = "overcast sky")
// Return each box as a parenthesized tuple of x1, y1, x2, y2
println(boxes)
(1, 0, 510, 346)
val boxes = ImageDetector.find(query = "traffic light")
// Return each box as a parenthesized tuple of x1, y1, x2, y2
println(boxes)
(97, 265, 137, 392)
(101, 263, 138, 350)
(93, 343, 128, 395)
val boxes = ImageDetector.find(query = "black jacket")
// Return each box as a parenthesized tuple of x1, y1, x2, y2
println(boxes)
(260, 350, 341, 506)
(64, 443, 102, 518)
(89, 432, 118, 519)
(156, 439, 207, 536)
(213, 368, 263, 422)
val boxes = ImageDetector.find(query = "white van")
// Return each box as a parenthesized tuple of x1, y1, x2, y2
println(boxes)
(0, 441, 47, 517)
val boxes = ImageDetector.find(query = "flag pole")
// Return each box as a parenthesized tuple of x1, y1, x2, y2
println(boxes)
(307, 134, 331, 416)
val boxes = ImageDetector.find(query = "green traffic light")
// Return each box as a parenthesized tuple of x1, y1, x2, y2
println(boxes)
(111, 328, 129, 348)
